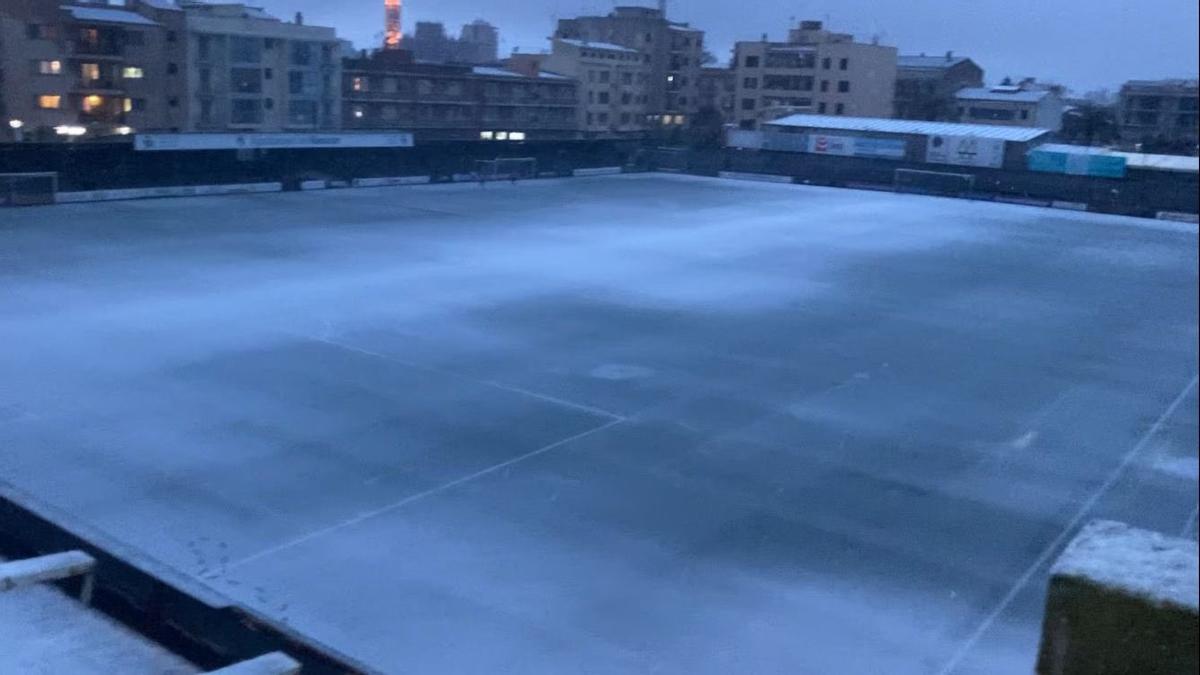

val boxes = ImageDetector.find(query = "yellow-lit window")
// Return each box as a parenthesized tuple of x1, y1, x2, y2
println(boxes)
(352, 76, 367, 92)
(82, 95, 104, 112)
(123, 98, 133, 113)
(122, 67, 144, 79)
(37, 95, 62, 109)
(81, 63, 100, 81)
(38, 60, 62, 75)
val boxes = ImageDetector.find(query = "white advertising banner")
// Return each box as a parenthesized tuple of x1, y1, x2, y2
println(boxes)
(134, 132, 415, 151)
(925, 134, 1006, 168)
(807, 134, 856, 156)
(806, 134, 906, 159)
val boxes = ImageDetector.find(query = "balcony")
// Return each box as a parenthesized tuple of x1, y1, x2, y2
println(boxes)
(69, 42, 125, 60)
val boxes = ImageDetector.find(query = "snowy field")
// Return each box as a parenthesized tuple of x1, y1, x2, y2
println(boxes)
(1, 174, 1197, 674)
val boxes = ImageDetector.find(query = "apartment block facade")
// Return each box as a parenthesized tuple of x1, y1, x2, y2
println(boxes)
(894, 53, 983, 121)
(181, 2, 342, 132)
(1118, 79, 1199, 152)
(0, 0, 187, 139)
(555, 6, 704, 127)
(955, 83, 1064, 130)
(697, 67, 736, 123)
(342, 50, 577, 142)
(732, 21, 897, 130)
(543, 38, 650, 137)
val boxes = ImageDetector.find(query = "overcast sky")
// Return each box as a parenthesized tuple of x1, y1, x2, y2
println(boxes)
(264, 0, 1198, 93)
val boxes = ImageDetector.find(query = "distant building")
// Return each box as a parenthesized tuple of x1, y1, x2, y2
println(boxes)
(457, 20, 498, 65)
(732, 20, 897, 130)
(894, 53, 983, 121)
(342, 50, 577, 142)
(1117, 79, 1198, 153)
(555, 6, 705, 128)
(697, 67, 736, 123)
(955, 81, 1065, 130)
(180, 2, 342, 132)
(541, 38, 650, 137)
(408, 19, 499, 65)
(0, 0, 189, 139)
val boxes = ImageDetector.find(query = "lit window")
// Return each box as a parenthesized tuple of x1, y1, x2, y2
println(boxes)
(82, 95, 104, 112)
(480, 131, 494, 140)
(352, 76, 367, 92)
(352, 106, 364, 119)
(81, 63, 100, 81)
(123, 98, 133, 113)
(37, 95, 62, 109)
(673, 115, 685, 125)
(122, 67, 144, 79)
(38, 60, 62, 75)
(495, 131, 509, 140)
(509, 131, 526, 141)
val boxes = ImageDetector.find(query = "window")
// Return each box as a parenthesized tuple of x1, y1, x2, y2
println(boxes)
(289, 71, 316, 95)
(822, 57, 831, 70)
(352, 105, 365, 119)
(835, 102, 845, 115)
(588, 71, 596, 83)
(231, 68, 263, 94)
(599, 71, 610, 83)
(168, 97, 179, 108)
(122, 67, 144, 79)
(26, 24, 60, 40)
(168, 63, 179, 75)
(968, 106, 1016, 121)
(288, 100, 318, 126)
(198, 36, 211, 60)
(763, 75, 813, 91)
(199, 68, 212, 93)
(199, 99, 213, 123)
(587, 112, 594, 125)
(837, 80, 850, 93)
(818, 101, 827, 113)
(621, 72, 632, 85)
(598, 112, 608, 124)
(36, 60, 62, 75)
(587, 91, 595, 104)
(598, 91, 610, 104)
(1020, 109, 1029, 120)
(620, 112, 631, 124)
(741, 98, 756, 111)
(124, 98, 146, 112)
(81, 63, 100, 82)
(621, 92, 632, 105)
(81, 95, 104, 113)
(743, 77, 758, 89)
(126, 32, 144, 47)
(37, 95, 62, 109)
(231, 99, 262, 124)
(290, 42, 315, 66)
(352, 76, 368, 92)
(839, 58, 849, 70)
(230, 37, 262, 63)
(820, 80, 830, 92)
(166, 31, 177, 43)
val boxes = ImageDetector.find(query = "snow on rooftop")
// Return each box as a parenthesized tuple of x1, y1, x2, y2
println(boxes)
(956, 86, 1052, 103)
(766, 114, 1052, 142)
(61, 5, 159, 25)
(898, 55, 971, 69)
(471, 66, 570, 80)
(556, 38, 639, 53)
(1053, 520, 1199, 611)
(138, 0, 181, 9)
(1033, 144, 1200, 174)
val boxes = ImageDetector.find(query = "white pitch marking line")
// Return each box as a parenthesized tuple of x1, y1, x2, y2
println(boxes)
(936, 373, 1199, 675)
(296, 333, 626, 421)
(1181, 504, 1199, 539)
(228, 417, 625, 570)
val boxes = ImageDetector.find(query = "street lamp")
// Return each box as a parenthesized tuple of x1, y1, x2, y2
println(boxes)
(7, 119, 24, 142)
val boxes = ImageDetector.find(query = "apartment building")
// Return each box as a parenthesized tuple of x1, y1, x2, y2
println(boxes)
(542, 38, 650, 137)
(894, 53, 983, 121)
(732, 20, 897, 130)
(409, 19, 499, 65)
(181, 2, 341, 132)
(342, 49, 577, 142)
(554, 6, 704, 127)
(955, 82, 1064, 130)
(1118, 79, 1198, 152)
(0, 0, 187, 139)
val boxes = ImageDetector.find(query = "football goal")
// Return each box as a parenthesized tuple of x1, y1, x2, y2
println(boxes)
(0, 172, 58, 207)
(475, 157, 538, 183)
(893, 168, 975, 197)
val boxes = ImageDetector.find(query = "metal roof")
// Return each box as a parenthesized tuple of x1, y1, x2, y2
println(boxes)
(556, 38, 639, 53)
(765, 114, 1053, 142)
(956, 87, 1051, 103)
(898, 55, 971, 70)
(61, 5, 159, 25)
(471, 66, 571, 80)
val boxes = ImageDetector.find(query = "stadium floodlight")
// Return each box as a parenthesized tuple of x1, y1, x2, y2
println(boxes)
(54, 125, 87, 137)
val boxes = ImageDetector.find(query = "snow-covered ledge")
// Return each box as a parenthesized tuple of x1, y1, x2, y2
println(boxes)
(1036, 520, 1198, 674)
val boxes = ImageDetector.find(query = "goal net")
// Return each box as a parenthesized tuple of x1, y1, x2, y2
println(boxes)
(893, 168, 975, 197)
(475, 157, 538, 182)
(0, 172, 58, 207)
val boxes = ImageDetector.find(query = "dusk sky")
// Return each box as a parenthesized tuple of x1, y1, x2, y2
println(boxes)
(262, 0, 1198, 93)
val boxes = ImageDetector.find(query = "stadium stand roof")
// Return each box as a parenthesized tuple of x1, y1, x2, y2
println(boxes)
(765, 114, 1053, 142)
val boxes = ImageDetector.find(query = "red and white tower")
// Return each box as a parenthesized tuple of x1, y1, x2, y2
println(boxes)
(384, 0, 402, 49)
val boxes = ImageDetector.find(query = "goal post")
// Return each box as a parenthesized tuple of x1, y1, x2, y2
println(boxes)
(0, 172, 58, 206)
(893, 168, 974, 197)
(475, 157, 538, 183)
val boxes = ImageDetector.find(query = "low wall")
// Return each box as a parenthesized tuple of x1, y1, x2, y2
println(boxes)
(57, 182, 281, 204)
(0, 482, 370, 674)
(1036, 520, 1198, 674)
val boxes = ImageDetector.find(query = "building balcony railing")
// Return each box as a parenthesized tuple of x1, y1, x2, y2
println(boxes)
(69, 42, 125, 59)
(73, 80, 125, 93)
